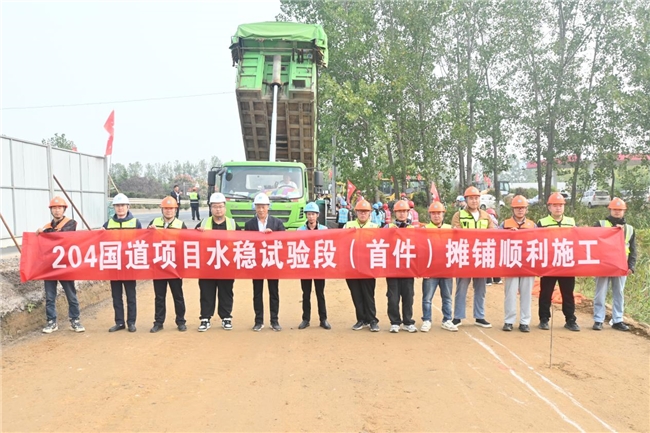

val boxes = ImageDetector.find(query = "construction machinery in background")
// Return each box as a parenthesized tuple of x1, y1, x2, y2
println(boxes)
(208, 22, 328, 229)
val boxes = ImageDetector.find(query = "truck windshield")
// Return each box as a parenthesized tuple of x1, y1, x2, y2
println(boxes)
(221, 166, 304, 199)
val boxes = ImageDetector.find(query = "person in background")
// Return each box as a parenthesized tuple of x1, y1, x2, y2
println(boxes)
(103, 193, 142, 333)
(147, 196, 187, 333)
(244, 193, 286, 332)
(455, 195, 467, 211)
(592, 198, 636, 332)
(336, 201, 350, 228)
(171, 184, 182, 218)
(189, 187, 200, 221)
(421, 201, 457, 332)
(385, 200, 417, 333)
(344, 199, 380, 332)
(499, 195, 536, 332)
(536, 192, 579, 332)
(383, 202, 392, 226)
(37, 196, 84, 334)
(451, 186, 495, 328)
(408, 200, 419, 227)
(196, 193, 239, 332)
(297, 202, 331, 330)
(371, 203, 383, 226)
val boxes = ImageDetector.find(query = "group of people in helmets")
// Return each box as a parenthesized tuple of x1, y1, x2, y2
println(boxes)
(37, 184, 635, 336)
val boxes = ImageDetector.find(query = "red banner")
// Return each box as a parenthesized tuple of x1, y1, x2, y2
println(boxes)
(20, 228, 627, 282)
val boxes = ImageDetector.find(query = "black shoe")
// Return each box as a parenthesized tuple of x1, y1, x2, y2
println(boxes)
(150, 323, 163, 333)
(298, 320, 310, 330)
(320, 320, 331, 330)
(352, 321, 364, 331)
(128, 324, 137, 332)
(452, 318, 462, 326)
(612, 322, 629, 331)
(538, 320, 549, 330)
(592, 322, 603, 331)
(519, 324, 530, 333)
(252, 323, 264, 332)
(177, 324, 187, 332)
(475, 319, 492, 328)
(564, 321, 580, 332)
(108, 324, 125, 332)
(270, 322, 282, 332)
(502, 323, 513, 331)
(369, 322, 380, 332)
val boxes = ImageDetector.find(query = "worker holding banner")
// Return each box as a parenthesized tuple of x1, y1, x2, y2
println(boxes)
(103, 193, 142, 333)
(147, 197, 188, 333)
(536, 192, 579, 331)
(451, 186, 495, 328)
(344, 199, 380, 332)
(195, 193, 239, 332)
(244, 193, 286, 332)
(421, 201, 457, 332)
(37, 196, 85, 334)
(385, 200, 417, 333)
(592, 198, 636, 332)
(499, 195, 536, 332)
(297, 202, 331, 330)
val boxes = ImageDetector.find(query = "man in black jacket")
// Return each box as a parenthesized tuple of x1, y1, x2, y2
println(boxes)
(244, 193, 285, 331)
(171, 185, 182, 218)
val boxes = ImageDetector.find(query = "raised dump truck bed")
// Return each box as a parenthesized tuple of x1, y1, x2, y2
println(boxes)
(229, 22, 327, 191)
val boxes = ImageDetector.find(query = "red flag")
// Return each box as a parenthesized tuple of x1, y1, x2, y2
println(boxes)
(430, 181, 440, 202)
(346, 180, 356, 204)
(71, 144, 78, 152)
(104, 110, 114, 156)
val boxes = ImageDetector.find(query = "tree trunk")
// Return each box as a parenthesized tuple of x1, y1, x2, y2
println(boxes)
(570, 151, 581, 211)
(536, 127, 543, 199)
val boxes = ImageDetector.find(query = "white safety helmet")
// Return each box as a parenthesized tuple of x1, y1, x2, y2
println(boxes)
(209, 192, 226, 204)
(112, 193, 130, 205)
(253, 193, 270, 205)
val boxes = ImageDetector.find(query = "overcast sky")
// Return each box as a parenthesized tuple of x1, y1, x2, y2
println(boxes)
(2, 1, 283, 165)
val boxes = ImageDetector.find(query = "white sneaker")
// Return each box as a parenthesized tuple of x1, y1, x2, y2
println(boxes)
(441, 320, 459, 332)
(70, 319, 85, 333)
(389, 324, 400, 333)
(420, 320, 432, 332)
(222, 318, 232, 330)
(42, 320, 58, 334)
(198, 319, 211, 332)
(405, 324, 418, 333)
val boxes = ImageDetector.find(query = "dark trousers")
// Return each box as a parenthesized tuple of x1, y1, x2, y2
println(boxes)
(539, 276, 576, 322)
(191, 204, 200, 220)
(175, 206, 180, 218)
(346, 278, 378, 324)
(111, 280, 137, 325)
(199, 279, 235, 320)
(153, 279, 185, 326)
(386, 277, 415, 325)
(338, 223, 346, 228)
(253, 279, 279, 324)
(301, 279, 327, 321)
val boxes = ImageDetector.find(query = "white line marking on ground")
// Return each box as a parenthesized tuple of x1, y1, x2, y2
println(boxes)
(466, 331, 586, 433)
(478, 329, 617, 433)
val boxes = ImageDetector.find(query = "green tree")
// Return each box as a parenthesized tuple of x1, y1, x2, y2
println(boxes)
(42, 133, 75, 150)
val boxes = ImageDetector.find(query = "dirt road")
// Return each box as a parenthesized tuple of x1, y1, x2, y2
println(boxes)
(2, 278, 649, 432)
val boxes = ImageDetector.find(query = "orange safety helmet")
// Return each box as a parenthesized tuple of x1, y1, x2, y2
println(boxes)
(547, 192, 566, 205)
(464, 186, 480, 197)
(394, 200, 410, 211)
(608, 197, 627, 210)
(511, 195, 528, 208)
(354, 199, 372, 211)
(160, 196, 178, 208)
(428, 201, 446, 212)
(49, 196, 68, 208)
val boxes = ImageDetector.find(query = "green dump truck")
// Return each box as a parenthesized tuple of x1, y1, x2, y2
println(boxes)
(208, 21, 328, 229)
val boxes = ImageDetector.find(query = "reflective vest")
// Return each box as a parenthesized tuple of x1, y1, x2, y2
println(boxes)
(201, 217, 236, 230)
(106, 218, 138, 229)
(459, 210, 489, 229)
(298, 223, 328, 230)
(599, 220, 633, 256)
(538, 215, 575, 228)
(344, 220, 379, 229)
(371, 210, 383, 226)
(152, 217, 184, 229)
(409, 209, 419, 224)
(503, 217, 536, 230)
(189, 192, 199, 203)
(337, 208, 349, 224)
(425, 222, 452, 229)
(387, 221, 414, 228)
(43, 217, 72, 232)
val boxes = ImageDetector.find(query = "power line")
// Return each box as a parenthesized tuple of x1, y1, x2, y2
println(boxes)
(2, 91, 235, 110)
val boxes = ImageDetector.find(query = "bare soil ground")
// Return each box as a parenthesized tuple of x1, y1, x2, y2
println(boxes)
(2, 278, 649, 432)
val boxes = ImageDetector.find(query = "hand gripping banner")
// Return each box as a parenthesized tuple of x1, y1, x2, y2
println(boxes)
(20, 227, 627, 282)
